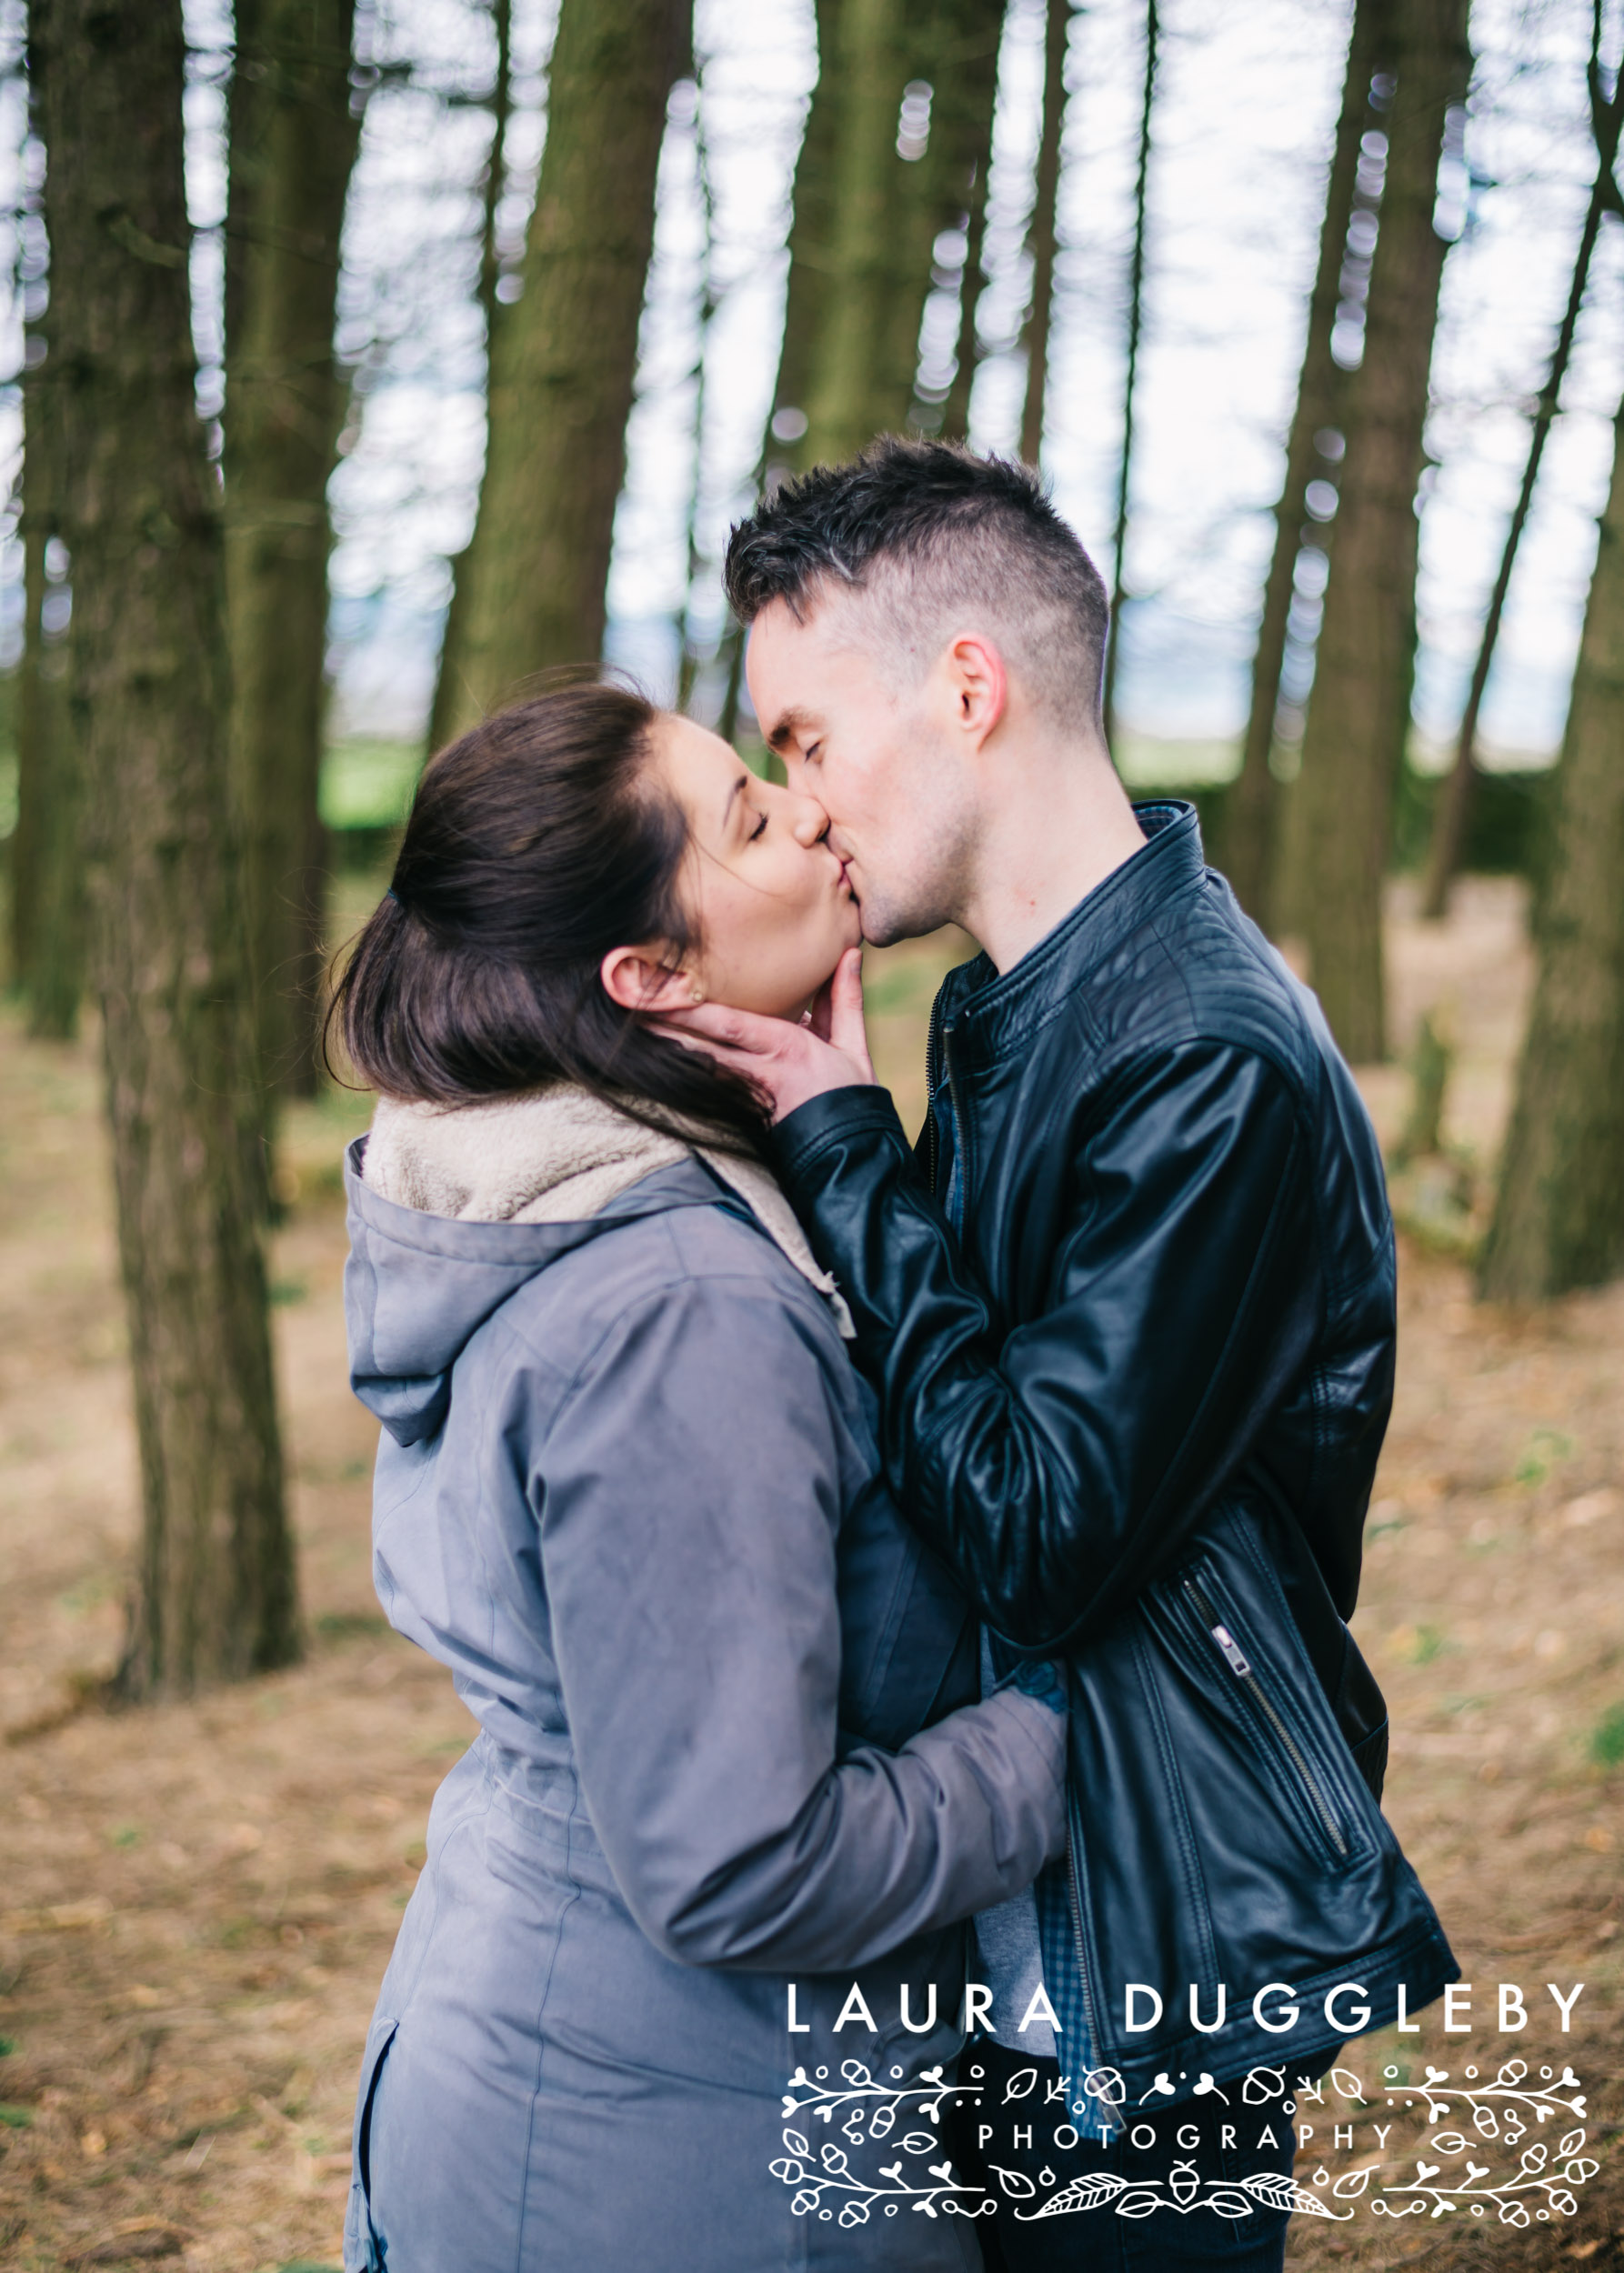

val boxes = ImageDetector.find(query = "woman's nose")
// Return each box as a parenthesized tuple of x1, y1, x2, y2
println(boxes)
(789, 796, 830, 847)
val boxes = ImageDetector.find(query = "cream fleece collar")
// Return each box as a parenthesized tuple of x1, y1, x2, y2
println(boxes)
(363, 1085, 855, 1337)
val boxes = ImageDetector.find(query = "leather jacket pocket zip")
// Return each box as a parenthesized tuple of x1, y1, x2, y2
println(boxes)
(1180, 1574, 1348, 1860)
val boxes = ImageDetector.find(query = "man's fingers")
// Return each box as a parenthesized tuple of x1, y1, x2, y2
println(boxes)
(660, 1002, 781, 1056)
(827, 946, 874, 1076)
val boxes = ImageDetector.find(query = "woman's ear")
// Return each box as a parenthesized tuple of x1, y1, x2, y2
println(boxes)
(599, 946, 702, 1016)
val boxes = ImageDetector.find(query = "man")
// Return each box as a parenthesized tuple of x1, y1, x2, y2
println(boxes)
(674, 440, 1454, 2270)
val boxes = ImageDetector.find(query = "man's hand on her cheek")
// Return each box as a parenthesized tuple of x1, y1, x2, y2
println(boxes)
(660, 947, 875, 1123)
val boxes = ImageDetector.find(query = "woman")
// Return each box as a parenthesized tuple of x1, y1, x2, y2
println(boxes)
(335, 685, 1068, 2273)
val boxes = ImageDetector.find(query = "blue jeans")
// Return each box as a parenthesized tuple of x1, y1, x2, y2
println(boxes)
(952, 2039, 1294, 2272)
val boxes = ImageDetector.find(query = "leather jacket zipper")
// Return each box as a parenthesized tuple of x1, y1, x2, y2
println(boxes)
(1064, 1785, 1104, 2079)
(925, 995, 943, 1195)
(1182, 1574, 1348, 1859)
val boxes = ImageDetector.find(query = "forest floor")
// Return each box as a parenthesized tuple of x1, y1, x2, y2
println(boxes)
(0, 875, 1620, 2272)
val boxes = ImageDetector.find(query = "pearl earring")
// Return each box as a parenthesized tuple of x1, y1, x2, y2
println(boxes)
(689, 983, 706, 1005)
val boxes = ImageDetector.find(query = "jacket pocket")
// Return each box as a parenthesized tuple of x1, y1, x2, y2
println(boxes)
(342, 2015, 398, 2273)
(1174, 1566, 1356, 1871)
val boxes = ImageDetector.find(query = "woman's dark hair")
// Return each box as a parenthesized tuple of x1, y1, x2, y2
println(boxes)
(326, 685, 768, 1152)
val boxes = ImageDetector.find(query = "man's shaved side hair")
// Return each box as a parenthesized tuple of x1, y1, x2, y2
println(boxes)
(723, 436, 1111, 732)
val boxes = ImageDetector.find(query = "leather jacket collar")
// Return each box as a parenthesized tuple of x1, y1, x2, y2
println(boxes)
(936, 801, 1201, 1065)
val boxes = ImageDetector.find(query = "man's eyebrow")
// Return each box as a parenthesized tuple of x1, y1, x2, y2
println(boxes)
(767, 706, 819, 753)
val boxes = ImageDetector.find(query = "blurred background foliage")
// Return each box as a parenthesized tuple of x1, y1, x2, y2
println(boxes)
(0, 0, 1620, 1686)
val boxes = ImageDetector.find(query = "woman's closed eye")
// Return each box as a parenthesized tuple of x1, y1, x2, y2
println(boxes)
(748, 809, 768, 843)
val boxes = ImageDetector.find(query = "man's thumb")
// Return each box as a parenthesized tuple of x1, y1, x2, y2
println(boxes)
(829, 946, 871, 1066)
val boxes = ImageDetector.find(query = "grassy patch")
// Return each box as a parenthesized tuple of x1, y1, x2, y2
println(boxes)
(1589, 1703, 1624, 1768)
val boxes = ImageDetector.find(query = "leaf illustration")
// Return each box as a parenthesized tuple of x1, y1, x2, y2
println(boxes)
(1430, 2132, 1471, 2154)
(1241, 2172, 1350, 2218)
(1332, 2166, 1372, 2198)
(987, 2164, 1037, 2198)
(1558, 2128, 1587, 2157)
(783, 2128, 810, 2158)
(1115, 2188, 1167, 2217)
(898, 2132, 937, 2154)
(1001, 2065, 1038, 2102)
(1203, 2189, 1255, 2220)
(1330, 2067, 1364, 2099)
(1015, 2172, 1128, 2220)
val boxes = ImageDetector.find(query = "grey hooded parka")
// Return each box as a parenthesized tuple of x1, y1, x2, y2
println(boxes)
(339, 1136, 1066, 2273)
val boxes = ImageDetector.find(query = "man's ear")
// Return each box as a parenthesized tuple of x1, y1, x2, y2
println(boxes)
(945, 633, 1007, 746)
(600, 945, 698, 1016)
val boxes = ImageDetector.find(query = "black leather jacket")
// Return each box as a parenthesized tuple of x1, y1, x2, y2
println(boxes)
(773, 801, 1457, 2093)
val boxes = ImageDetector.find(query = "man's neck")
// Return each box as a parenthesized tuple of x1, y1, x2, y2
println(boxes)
(957, 739, 1149, 975)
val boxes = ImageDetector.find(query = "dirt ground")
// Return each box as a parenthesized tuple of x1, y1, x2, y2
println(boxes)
(0, 876, 1619, 2271)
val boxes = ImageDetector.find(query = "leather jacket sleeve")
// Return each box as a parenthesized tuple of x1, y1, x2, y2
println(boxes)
(772, 1042, 1325, 1653)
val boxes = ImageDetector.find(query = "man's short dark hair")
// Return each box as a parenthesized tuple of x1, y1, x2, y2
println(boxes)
(724, 437, 1111, 730)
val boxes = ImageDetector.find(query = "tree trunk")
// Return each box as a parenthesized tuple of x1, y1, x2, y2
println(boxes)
(426, 0, 512, 756)
(1222, 0, 1376, 927)
(226, 0, 359, 1116)
(803, 0, 914, 462)
(1297, 0, 1470, 1063)
(937, 5, 1002, 446)
(437, 0, 689, 743)
(37, 0, 296, 1697)
(1100, 0, 1157, 755)
(1018, 0, 1068, 467)
(777, 0, 1001, 467)
(1479, 392, 1624, 1300)
(765, 0, 844, 480)
(1419, 54, 1624, 921)
(895, 0, 1005, 436)
(10, 22, 82, 1037)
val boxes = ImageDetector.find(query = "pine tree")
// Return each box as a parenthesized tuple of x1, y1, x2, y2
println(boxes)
(1100, 0, 1157, 754)
(1222, 0, 1378, 927)
(1018, 0, 1069, 466)
(9, 12, 80, 1037)
(435, 0, 690, 743)
(36, 0, 296, 1697)
(1479, 394, 1624, 1301)
(226, 0, 362, 1113)
(1296, 0, 1471, 1061)
(1419, 25, 1624, 921)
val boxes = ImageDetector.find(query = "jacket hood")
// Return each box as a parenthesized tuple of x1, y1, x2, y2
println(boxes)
(344, 1136, 724, 1446)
